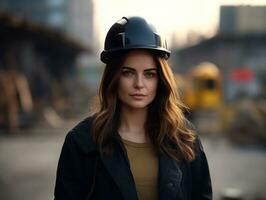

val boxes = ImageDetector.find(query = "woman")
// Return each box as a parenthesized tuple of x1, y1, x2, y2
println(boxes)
(54, 16, 212, 200)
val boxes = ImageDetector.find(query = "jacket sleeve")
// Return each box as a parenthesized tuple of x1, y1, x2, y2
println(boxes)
(54, 132, 90, 200)
(191, 136, 212, 200)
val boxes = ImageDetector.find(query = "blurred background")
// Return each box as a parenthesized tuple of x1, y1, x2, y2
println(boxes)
(0, 0, 265, 199)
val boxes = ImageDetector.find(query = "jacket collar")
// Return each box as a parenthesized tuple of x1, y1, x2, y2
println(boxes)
(70, 116, 183, 200)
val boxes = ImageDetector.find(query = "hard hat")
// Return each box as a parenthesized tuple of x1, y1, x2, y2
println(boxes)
(100, 16, 171, 63)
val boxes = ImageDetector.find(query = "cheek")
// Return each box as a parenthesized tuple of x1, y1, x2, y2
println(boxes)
(149, 79, 158, 94)
(118, 78, 131, 95)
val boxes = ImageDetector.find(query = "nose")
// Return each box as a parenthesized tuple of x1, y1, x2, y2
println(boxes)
(134, 74, 144, 89)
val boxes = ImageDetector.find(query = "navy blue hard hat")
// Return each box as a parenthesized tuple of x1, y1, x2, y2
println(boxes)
(100, 16, 171, 63)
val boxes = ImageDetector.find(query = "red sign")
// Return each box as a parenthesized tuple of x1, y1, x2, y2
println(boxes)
(230, 68, 254, 82)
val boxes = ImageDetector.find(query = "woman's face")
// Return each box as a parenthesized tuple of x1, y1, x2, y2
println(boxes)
(117, 50, 158, 110)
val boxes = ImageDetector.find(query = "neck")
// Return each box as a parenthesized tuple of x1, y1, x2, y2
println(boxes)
(118, 106, 148, 143)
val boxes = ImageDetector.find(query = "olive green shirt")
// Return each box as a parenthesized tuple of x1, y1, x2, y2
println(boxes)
(123, 139, 159, 200)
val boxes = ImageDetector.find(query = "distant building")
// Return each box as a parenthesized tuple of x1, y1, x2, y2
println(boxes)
(0, 13, 90, 130)
(0, 0, 96, 52)
(220, 6, 266, 36)
(175, 6, 266, 101)
(68, 0, 96, 50)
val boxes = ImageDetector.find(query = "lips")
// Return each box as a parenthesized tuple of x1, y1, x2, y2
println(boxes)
(130, 93, 146, 96)
(130, 93, 147, 100)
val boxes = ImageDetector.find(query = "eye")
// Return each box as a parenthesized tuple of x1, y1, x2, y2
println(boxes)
(144, 71, 157, 78)
(121, 70, 134, 77)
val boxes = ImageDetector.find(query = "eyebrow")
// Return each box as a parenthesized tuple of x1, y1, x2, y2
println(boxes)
(122, 66, 157, 72)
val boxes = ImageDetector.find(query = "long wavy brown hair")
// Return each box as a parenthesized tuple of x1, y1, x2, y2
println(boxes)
(92, 51, 196, 161)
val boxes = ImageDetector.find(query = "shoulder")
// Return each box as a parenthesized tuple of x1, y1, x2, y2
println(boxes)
(65, 115, 97, 154)
(190, 134, 209, 171)
(189, 135, 213, 198)
(183, 118, 204, 154)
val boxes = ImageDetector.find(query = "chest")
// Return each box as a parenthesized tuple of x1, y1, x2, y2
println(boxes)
(124, 140, 159, 200)
(85, 151, 192, 200)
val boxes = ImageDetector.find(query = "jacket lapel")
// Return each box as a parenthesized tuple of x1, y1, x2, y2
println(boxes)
(70, 116, 183, 200)
(100, 141, 139, 200)
(70, 118, 138, 200)
(159, 153, 183, 200)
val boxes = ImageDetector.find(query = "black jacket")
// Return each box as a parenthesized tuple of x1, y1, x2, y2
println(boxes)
(54, 116, 212, 200)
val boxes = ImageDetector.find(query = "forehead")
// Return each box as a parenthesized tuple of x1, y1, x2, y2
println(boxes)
(122, 50, 157, 69)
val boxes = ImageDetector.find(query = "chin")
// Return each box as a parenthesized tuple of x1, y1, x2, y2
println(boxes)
(124, 100, 152, 109)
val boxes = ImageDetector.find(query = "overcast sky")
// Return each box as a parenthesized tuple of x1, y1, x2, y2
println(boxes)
(93, 0, 266, 49)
